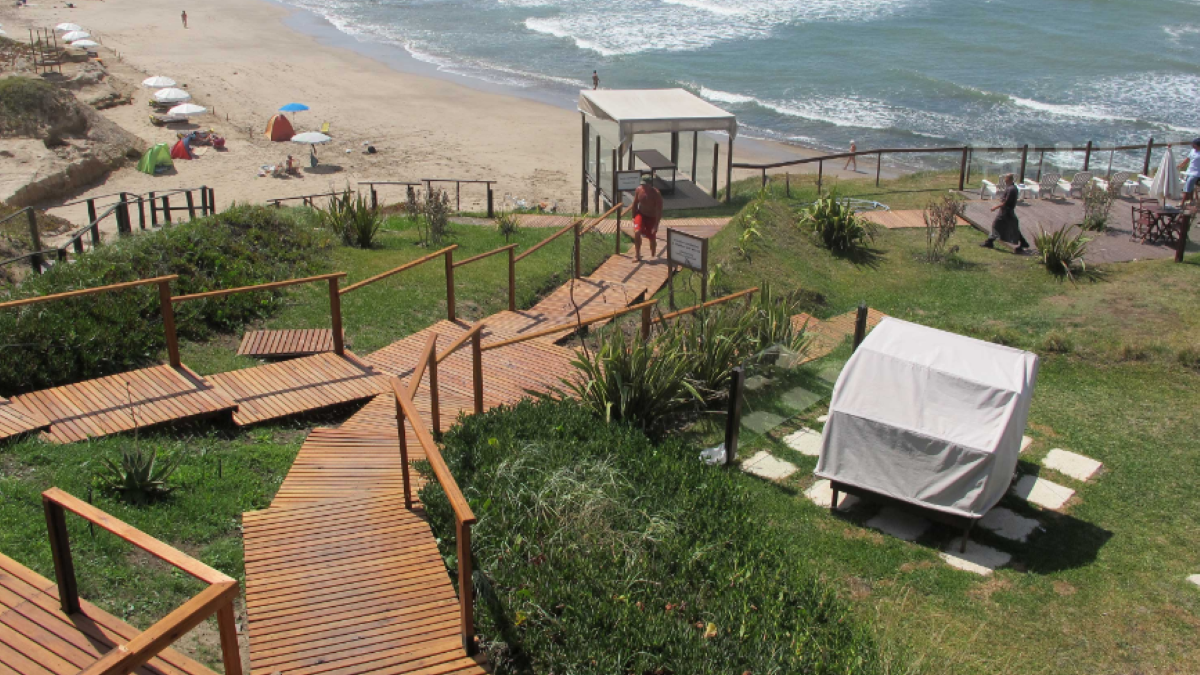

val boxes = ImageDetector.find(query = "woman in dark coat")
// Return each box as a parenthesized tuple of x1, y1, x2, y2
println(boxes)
(981, 173, 1030, 253)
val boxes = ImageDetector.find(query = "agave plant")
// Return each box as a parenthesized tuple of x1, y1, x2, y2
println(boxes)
(1034, 227, 1088, 282)
(97, 447, 183, 505)
(319, 189, 381, 248)
(799, 196, 877, 253)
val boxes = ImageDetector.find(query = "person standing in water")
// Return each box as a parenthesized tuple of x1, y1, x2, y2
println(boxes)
(181, 10, 188, 28)
(592, 70, 599, 90)
(843, 140, 857, 172)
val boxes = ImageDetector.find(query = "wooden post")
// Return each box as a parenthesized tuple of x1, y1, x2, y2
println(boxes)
(700, 237, 709, 303)
(581, 115, 590, 213)
(487, 185, 494, 218)
(216, 603, 244, 675)
(615, 204, 622, 256)
(711, 144, 719, 197)
(457, 521, 475, 655)
(965, 147, 973, 187)
(26, 209, 42, 274)
(629, 138, 635, 170)
(852, 303, 868, 351)
(666, 233, 674, 310)
(507, 247, 516, 311)
(1176, 217, 1190, 264)
(641, 304, 651, 340)
(958, 146, 969, 191)
(455, 181, 461, 213)
(200, 186, 209, 216)
(162, 195, 171, 223)
(90, 218, 100, 248)
(1144, 137, 1155, 176)
(186, 190, 196, 219)
(43, 499, 80, 615)
(445, 250, 456, 322)
(761, 168, 767, 189)
(594, 134, 602, 213)
(573, 220, 581, 279)
(471, 330, 483, 415)
(150, 192, 158, 226)
(725, 136, 734, 204)
(1083, 140, 1093, 172)
(395, 394, 413, 510)
(875, 152, 882, 187)
(328, 277, 345, 356)
(691, 131, 699, 182)
(670, 132, 679, 166)
(611, 148, 618, 212)
(137, 195, 146, 228)
(86, 198, 97, 227)
(117, 193, 131, 234)
(428, 338, 441, 437)
(785, 173, 790, 198)
(209, 187, 216, 214)
(818, 160, 824, 196)
(159, 280, 181, 368)
(1019, 145, 1029, 184)
(371, 186, 378, 210)
(724, 366, 744, 465)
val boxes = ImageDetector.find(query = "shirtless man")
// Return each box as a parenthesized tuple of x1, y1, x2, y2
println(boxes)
(631, 174, 663, 261)
(181, 10, 188, 28)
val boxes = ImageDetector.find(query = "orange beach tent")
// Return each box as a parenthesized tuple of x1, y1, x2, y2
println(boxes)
(264, 114, 295, 142)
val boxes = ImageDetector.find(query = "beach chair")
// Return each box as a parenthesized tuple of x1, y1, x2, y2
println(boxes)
(1055, 172, 1092, 199)
(1092, 171, 1135, 196)
(980, 179, 1000, 200)
(1020, 173, 1060, 200)
(320, 121, 331, 135)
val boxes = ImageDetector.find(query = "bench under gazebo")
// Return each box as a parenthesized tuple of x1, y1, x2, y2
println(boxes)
(578, 88, 737, 212)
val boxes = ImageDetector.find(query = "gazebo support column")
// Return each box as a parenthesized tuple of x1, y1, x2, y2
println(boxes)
(725, 136, 735, 204)
(581, 114, 590, 213)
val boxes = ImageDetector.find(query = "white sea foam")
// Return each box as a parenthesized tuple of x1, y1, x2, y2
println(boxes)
(1009, 97, 1136, 123)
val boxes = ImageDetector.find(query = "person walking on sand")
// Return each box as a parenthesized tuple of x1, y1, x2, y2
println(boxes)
(981, 173, 1030, 253)
(632, 174, 663, 261)
(181, 10, 188, 28)
(592, 70, 599, 90)
(843, 140, 857, 172)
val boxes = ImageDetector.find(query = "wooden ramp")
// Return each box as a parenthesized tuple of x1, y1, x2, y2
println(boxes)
(12, 365, 236, 444)
(0, 552, 218, 675)
(0, 397, 49, 442)
(792, 308, 889, 362)
(241, 495, 486, 675)
(237, 328, 345, 359)
(207, 351, 387, 426)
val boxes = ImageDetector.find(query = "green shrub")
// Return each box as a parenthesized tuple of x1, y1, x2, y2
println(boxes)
(318, 189, 381, 248)
(419, 399, 883, 675)
(923, 193, 963, 262)
(799, 195, 877, 254)
(1040, 331, 1073, 354)
(1179, 346, 1200, 371)
(1034, 227, 1088, 281)
(495, 211, 519, 242)
(0, 204, 329, 393)
(1080, 183, 1117, 232)
(0, 76, 87, 139)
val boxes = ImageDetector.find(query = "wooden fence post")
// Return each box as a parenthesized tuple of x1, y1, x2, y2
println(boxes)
(43, 498, 80, 615)
(691, 130, 699, 181)
(711, 144, 719, 197)
(507, 248, 516, 312)
(641, 304, 651, 340)
(328, 277, 345, 356)
(487, 185, 494, 218)
(1083, 141, 1092, 172)
(852, 302, 868, 351)
(595, 135, 602, 213)
(817, 160, 824, 197)
(785, 173, 790, 198)
(86, 198, 97, 227)
(875, 152, 883, 187)
(159, 280, 181, 368)
(209, 187, 216, 214)
(1144, 137, 1155, 176)
(445, 250, 456, 322)
(137, 195, 146, 229)
(117, 193, 131, 234)
(26, 209, 42, 275)
(428, 338, 441, 438)
(959, 146, 969, 191)
(162, 195, 171, 223)
(471, 330, 483, 415)
(150, 192, 158, 226)
(1176, 218, 1190, 264)
(458, 521, 475, 655)
(724, 366, 744, 465)
(215, 602, 244, 675)
(395, 394, 413, 510)
(761, 168, 767, 189)
(615, 205, 622, 255)
(1019, 145, 1029, 184)
(573, 221, 581, 279)
(371, 186, 378, 210)
(611, 148, 619, 212)
(581, 116, 590, 213)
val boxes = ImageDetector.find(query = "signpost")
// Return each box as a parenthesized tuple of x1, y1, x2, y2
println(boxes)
(614, 170, 642, 254)
(666, 227, 709, 307)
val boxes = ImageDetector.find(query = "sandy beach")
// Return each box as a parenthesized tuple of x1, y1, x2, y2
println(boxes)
(1, 0, 858, 232)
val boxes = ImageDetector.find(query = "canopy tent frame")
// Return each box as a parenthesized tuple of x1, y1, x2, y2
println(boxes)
(578, 89, 737, 210)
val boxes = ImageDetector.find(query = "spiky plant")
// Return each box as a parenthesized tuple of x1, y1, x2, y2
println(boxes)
(97, 447, 183, 505)
(799, 196, 878, 253)
(1034, 227, 1088, 282)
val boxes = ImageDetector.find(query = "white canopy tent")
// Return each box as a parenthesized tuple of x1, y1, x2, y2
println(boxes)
(816, 318, 1039, 521)
(577, 88, 737, 209)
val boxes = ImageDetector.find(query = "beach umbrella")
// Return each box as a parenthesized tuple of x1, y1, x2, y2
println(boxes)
(61, 30, 90, 42)
(69, 39, 100, 49)
(279, 103, 310, 113)
(55, 23, 83, 32)
(291, 132, 331, 144)
(0, 30, 6, 38)
(1149, 146, 1182, 205)
(154, 87, 192, 104)
(142, 76, 177, 88)
(168, 103, 206, 116)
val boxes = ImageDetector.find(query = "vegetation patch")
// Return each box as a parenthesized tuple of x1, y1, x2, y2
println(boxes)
(0, 76, 88, 142)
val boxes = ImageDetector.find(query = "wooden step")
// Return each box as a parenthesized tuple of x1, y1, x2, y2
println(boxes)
(0, 397, 50, 442)
(237, 328, 346, 359)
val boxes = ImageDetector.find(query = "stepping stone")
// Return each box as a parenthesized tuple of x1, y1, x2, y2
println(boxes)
(1021, 435, 1033, 453)
(783, 428, 823, 456)
(741, 451, 798, 481)
(1188, 575, 1200, 588)
(865, 507, 930, 542)
(804, 479, 859, 510)
(779, 386, 821, 413)
(817, 363, 844, 384)
(1042, 448, 1103, 482)
(940, 540, 1012, 576)
(1011, 475, 1074, 510)
(741, 411, 786, 435)
(817, 414, 829, 423)
(744, 375, 771, 391)
(978, 507, 1040, 542)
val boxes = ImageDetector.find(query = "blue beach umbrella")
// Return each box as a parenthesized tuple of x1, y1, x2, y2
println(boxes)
(279, 103, 309, 113)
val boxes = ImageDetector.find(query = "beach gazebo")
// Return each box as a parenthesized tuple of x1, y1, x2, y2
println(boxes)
(578, 89, 737, 211)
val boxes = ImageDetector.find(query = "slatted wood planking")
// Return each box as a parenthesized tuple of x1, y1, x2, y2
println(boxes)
(206, 351, 388, 426)
(12, 365, 237, 444)
(241, 495, 487, 675)
(791, 308, 889, 362)
(860, 209, 930, 230)
(513, 213, 579, 229)
(587, 249, 671, 300)
(269, 427, 430, 509)
(236, 329, 345, 358)
(615, 216, 731, 240)
(0, 552, 219, 675)
(0, 397, 49, 442)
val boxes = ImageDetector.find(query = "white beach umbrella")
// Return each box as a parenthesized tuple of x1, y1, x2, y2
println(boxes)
(70, 39, 100, 49)
(142, 76, 177, 88)
(61, 30, 90, 42)
(1149, 146, 1182, 205)
(0, 30, 6, 38)
(291, 132, 332, 145)
(154, 87, 192, 104)
(55, 23, 83, 32)
(168, 103, 206, 116)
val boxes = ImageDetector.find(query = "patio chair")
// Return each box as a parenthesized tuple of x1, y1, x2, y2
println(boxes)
(1021, 173, 1060, 199)
(1131, 205, 1156, 242)
(1055, 171, 1092, 199)
(980, 179, 1000, 200)
(1092, 171, 1135, 196)
(320, 121, 331, 135)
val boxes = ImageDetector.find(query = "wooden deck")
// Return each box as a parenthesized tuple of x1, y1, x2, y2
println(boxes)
(861, 209, 930, 230)
(0, 397, 49, 442)
(237, 328, 344, 358)
(11, 365, 236, 444)
(206, 351, 387, 426)
(793, 308, 889, 362)
(0, 552, 219, 675)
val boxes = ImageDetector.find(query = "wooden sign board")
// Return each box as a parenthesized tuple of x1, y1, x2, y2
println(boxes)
(666, 227, 709, 303)
(616, 170, 643, 193)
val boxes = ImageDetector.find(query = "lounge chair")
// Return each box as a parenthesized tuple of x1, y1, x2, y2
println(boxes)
(1092, 171, 1136, 196)
(320, 121, 331, 135)
(1055, 172, 1093, 199)
(980, 179, 1000, 200)
(1020, 173, 1060, 200)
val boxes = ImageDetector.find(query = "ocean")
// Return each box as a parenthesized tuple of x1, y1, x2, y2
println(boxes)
(278, 0, 1200, 162)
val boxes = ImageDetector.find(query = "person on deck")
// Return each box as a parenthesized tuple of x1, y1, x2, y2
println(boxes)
(981, 173, 1030, 253)
(632, 174, 663, 261)
(1177, 138, 1200, 207)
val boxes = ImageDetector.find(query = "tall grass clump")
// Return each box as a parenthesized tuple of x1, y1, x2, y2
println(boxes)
(1080, 182, 1118, 232)
(799, 195, 878, 254)
(419, 399, 885, 675)
(0, 204, 329, 393)
(319, 189, 381, 248)
(495, 211, 519, 242)
(923, 193, 964, 262)
(1034, 227, 1088, 282)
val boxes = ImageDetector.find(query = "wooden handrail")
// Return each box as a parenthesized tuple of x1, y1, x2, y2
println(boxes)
(653, 287, 759, 324)
(513, 218, 585, 263)
(481, 299, 657, 351)
(452, 243, 518, 268)
(408, 333, 438, 399)
(42, 488, 243, 675)
(171, 272, 346, 303)
(436, 322, 486, 364)
(0, 275, 179, 310)
(579, 203, 623, 236)
(340, 245, 457, 295)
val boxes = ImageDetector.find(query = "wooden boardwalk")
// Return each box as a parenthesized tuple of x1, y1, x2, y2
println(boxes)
(0, 397, 49, 442)
(861, 209, 930, 230)
(793, 308, 888, 362)
(237, 328, 344, 358)
(11, 365, 236, 444)
(0, 552, 219, 675)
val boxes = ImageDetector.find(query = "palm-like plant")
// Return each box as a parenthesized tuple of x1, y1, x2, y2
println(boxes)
(799, 196, 877, 253)
(97, 447, 183, 505)
(1034, 227, 1088, 282)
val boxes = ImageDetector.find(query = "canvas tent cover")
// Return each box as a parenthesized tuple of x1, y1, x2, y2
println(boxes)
(136, 143, 174, 175)
(815, 318, 1039, 519)
(578, 88, 737, 149)
(264, 114, 295, 142)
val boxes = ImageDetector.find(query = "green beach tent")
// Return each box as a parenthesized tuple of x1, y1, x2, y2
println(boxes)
(136, 143, 173, 175)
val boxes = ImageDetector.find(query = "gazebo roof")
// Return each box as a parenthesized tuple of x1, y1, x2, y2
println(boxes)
(578, 88, 737, 148)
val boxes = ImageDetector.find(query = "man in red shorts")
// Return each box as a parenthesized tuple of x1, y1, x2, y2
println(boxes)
(631, 174, 663, 261)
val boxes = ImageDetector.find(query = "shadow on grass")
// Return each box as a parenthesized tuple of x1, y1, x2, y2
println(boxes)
(833, 244, 885, 268)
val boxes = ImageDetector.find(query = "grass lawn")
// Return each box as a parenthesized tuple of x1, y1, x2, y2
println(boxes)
(666, 193, 1200, 674)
